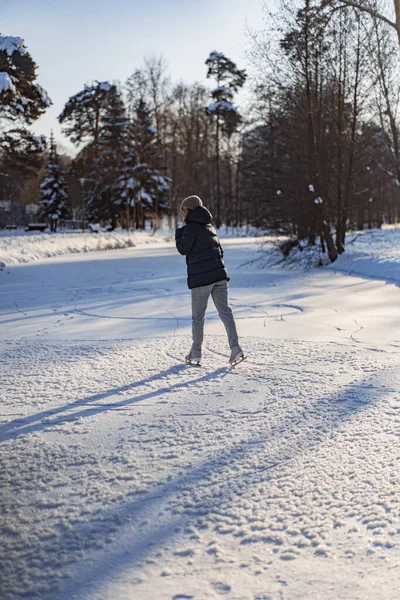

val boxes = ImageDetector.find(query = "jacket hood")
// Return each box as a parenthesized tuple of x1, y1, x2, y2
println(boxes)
(187, 206, 212, 225)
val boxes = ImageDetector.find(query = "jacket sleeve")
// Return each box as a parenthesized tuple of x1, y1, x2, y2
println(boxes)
(175, 224, 196, 255)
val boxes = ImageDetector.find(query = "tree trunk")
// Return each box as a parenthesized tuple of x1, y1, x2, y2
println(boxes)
(395, 0, 400, 45)
(335, 13, 345, 254)
(215, 114, 221, 228)
(305, 0, 338, 262)
(340, 14, 362, 252)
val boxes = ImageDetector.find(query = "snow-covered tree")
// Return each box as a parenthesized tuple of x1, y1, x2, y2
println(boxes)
(87, 86, 128, 226)
(59, 81, 122, 225)
(205, 51, 246, 227)
(125, 99, 170, 229)
(1, 128, 45, 177)
(39, 133, 69, 231)
(0, 35, 51, 125)
(58, 81, 114, 148)
(0, 35, 50, 204)
(0, 128, 45, 209)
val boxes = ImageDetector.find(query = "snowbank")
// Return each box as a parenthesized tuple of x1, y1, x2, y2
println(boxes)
(0, 225, 264, 268)
(0, 229, 173, 268)
(265, 227, 400, 286)
(329, 228, 400, 285)
(2, 226, 400, 287)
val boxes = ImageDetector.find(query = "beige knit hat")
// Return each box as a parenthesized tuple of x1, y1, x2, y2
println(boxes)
(180, 195, 203, 210)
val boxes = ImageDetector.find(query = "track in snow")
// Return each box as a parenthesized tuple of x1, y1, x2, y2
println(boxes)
(1, 335, 400, 600)
(1, 239, 400, 599)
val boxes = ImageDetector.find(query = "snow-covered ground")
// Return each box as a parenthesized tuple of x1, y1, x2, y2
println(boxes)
(0, 228, 174, 267)
(331, 227, 400, 283)
(1, 231, 400, 599)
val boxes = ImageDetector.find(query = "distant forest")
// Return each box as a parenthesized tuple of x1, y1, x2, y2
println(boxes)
(2, 0, 400, 262)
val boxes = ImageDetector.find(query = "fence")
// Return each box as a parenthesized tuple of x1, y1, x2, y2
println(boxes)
(0, 202, 39, 228)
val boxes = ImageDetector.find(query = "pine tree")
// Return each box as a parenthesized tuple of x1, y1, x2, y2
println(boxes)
(58, 81, 114, 147)
(39, 133, 69, 231)
(0, 35, 51, 124)
(205, 51, 246, 227)
(128, 99, 170, 229)
(87, 86, 128, 226)
(59, 82, 124, 226)
(0, 35, 50, 204)
(114, 121, 137, 230)
(1, 129, 45, 187)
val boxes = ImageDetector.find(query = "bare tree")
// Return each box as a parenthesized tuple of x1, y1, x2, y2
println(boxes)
(241, 0, 397, 260)
(320, 0, 400, 45)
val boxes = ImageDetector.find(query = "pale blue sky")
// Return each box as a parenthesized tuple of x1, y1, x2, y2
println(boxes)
(1, 0, 270, 153)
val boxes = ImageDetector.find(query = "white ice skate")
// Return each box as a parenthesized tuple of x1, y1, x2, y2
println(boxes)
(229, 347, 246, 367)
(185, 350, 202, 366)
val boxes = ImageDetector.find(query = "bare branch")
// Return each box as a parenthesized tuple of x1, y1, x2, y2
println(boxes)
(321, 0, 399, 44)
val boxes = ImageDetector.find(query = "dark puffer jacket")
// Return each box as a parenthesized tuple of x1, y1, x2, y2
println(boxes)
(175, 206, 229, 289)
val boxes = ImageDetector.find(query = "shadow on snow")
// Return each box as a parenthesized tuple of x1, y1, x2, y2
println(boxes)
(3, 359, 392, 600)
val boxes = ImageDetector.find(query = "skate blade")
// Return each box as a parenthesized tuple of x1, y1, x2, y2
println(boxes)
(185, 359, 201, 366)
(230, 355, 247, 367)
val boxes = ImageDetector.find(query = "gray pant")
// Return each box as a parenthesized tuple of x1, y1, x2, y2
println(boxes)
(191, 280, 239, 352)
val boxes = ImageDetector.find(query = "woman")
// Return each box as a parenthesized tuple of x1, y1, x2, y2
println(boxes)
(175, 195, 245, 366)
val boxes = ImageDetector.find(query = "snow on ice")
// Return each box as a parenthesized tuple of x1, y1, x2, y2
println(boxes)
(1, 230, 400, 599)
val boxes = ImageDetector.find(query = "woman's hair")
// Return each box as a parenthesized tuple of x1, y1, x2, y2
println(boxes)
(180, 195, 203, 210)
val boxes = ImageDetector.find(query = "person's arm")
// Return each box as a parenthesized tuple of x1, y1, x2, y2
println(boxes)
(175, 224, 196, 255)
